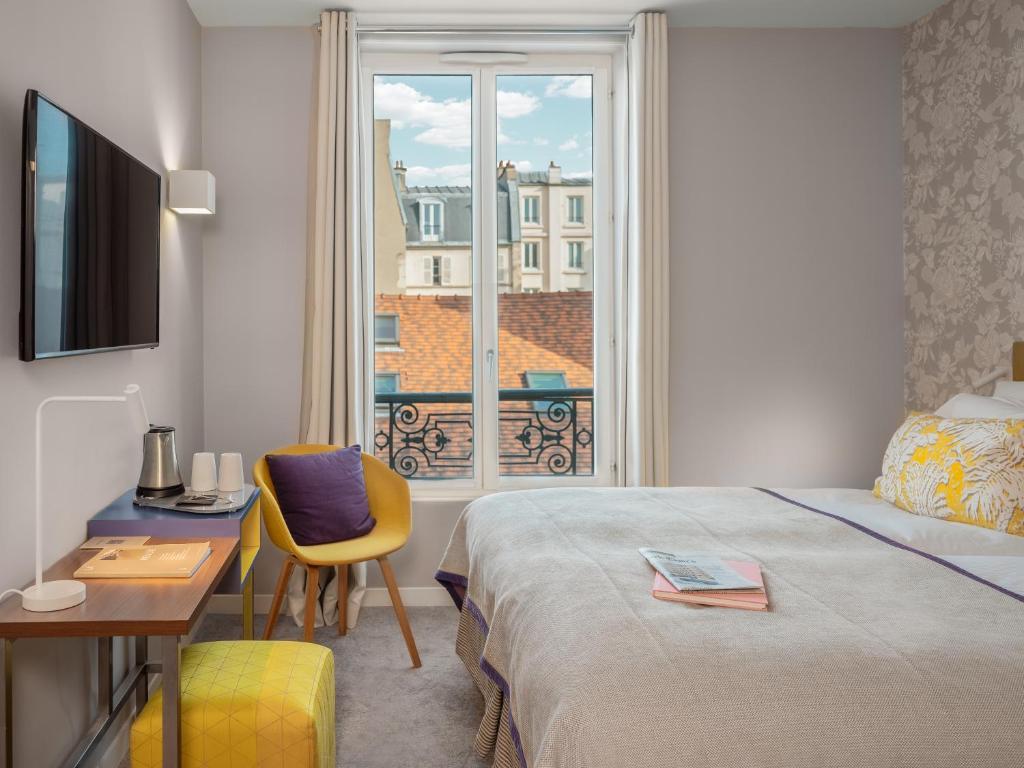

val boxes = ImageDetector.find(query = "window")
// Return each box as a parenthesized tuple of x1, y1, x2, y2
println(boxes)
(375, 314, 399, 345)
(422, 255, 451, 286)
(567, 196, 584, 224)
(374, 372, 400, 416)
(523, 196, 540, 224)
(567, 241, 584, 270)
(366, 51, 616, 489)
(421, 201, 442, 240)
(525, 370, 568, 412)
(523, 242, 539, 271)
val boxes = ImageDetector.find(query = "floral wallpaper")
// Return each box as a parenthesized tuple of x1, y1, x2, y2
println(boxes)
(903, 0, 1024, 410)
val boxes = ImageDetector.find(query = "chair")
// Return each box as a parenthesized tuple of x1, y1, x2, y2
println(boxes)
(253, 444, 421, 668)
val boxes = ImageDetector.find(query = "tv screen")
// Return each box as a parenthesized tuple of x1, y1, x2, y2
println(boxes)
(20, 90, 160, 361)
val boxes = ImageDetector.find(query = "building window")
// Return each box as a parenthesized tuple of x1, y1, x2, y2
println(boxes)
(567, 241, 584, 270)
(523, 196, 540, 224)
(523, 242, 540, 271)
(497, 252, 509, 285)
(421, 201, 442, 241)
(374, 373, 400, 415)
(423, 255, 452, 286)
(525, 370, 569, 412)
(375, 314, 400, 344)
(567, 196, 584, 224)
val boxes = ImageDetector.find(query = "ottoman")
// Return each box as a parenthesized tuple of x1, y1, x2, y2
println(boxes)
(131, 641, 334, 767)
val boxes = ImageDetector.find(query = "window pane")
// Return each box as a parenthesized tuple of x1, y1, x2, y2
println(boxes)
(496, 75, 594, 477)
(373, 75, 474, 480)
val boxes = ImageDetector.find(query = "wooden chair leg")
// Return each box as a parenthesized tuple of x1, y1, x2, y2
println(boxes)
(303, 565, 320, 643)
(263, 557, 295, 640)
(378, 556, 421, 668)
(338, 564, 348, 636)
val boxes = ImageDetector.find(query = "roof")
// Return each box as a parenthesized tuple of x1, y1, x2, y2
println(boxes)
(401, 186, 516, 245)
(374, 291, 594, 393)
(518, 171, 592, 186)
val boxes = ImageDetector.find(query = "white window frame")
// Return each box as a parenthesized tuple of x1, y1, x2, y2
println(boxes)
(361, 40, 622, 495)
(567, 195, 584, 224)
(523, 241, 540, 271)
(523, 195, 540, 224)
(566, 241, 585, 270)
(419, 198, 443, 241)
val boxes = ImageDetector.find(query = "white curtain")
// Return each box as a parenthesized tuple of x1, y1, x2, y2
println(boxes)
(622, 11, 671, 487)
(293, 9, 368, 630)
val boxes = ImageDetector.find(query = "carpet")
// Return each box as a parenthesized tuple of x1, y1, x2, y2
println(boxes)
(121, 606, 490, 768)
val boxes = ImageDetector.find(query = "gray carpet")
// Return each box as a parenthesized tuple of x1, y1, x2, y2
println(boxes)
(195, 607, 490, 768)
(120, 607, 491, 767)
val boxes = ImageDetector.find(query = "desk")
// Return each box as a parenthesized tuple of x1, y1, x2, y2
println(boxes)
(0, 537, 238, 768)
(87, 486, 260, 639)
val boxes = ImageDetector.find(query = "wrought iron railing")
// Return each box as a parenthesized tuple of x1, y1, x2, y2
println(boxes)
(373, 388, 594, 479)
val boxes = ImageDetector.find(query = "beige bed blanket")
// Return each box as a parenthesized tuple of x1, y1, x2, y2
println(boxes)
(436, 487, 1024, 768)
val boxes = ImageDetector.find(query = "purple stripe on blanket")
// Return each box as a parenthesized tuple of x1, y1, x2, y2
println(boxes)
(465, 596, 528, 768)
(757, 488, 1024, 604)
(434, 569, 468, 610)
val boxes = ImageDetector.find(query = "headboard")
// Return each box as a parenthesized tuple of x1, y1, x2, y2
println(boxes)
(1014, 341, 1024, 382)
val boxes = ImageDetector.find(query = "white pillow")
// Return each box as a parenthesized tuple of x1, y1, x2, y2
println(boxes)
(934, 392, 1024, 419)
(993, 380, 1024, 406)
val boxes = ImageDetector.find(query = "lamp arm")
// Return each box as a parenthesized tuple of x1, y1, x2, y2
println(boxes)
(34, 395, 128, 588)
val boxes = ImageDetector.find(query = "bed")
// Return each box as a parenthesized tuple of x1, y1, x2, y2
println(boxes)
(437, 484, 1024, 763)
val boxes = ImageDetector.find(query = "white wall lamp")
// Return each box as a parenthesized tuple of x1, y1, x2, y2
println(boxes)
(169, 170, 216, 215)
(1, 385, 151, 613)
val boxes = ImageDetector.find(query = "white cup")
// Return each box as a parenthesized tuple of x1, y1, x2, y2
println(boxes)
(218, 452, 244, 493)
(191, 452, 218, 493)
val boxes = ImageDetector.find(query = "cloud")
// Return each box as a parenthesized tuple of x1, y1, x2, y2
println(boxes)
(497, 90, 540, 118)
(559, 137, 580, 151)
(533, 138, 550, 146)
(375, 82, 471, 147)
(545, 76, 592, 99)
(509, 160, 534, 172)
(563, 171, 592, 180)
(375, 82, 540, 149)
(405, 163, 472, 187)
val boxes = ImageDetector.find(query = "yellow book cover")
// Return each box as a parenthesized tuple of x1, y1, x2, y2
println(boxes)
(74, 542, 212, 579)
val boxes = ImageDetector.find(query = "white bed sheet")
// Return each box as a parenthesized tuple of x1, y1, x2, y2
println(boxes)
(778, 487, 1024, 593)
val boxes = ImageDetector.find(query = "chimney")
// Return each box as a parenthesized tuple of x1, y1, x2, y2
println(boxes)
(547, 161, 561, 184)
(393, 160, 407, 191)
(504, 161, 517, 181)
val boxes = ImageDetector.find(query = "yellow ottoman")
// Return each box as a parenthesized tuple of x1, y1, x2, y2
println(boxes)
(131, 641, 334, 768)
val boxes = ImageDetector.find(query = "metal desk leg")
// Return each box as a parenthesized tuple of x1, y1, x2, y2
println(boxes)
(134, 636, 149, 713)
(242, 576, 254, 640)
(97, 638, 113, 716)
(160, 636, 181, 768)
(1, 639, 11, 768)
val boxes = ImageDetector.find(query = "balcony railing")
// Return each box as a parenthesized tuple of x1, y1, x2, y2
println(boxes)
(373, 388, 593, 479)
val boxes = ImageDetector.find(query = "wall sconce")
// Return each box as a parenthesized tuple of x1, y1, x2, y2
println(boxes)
(169, 170, 216, 215)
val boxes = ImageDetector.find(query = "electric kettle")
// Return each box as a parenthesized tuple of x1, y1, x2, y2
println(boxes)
(137, 426, 185, 498)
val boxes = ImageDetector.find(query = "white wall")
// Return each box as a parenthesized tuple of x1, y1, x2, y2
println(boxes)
(0, 0, 202, 764)
(201, 27, 315, 590)
(668, 28, 905, 489)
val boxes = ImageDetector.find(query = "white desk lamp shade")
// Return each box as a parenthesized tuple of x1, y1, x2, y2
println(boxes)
(21, 384, 151, 612)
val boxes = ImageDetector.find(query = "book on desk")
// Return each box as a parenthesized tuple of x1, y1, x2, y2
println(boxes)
(73, 541, 212, 578)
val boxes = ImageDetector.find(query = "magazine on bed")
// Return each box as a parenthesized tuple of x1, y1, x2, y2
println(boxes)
(639, 548, 761, 591)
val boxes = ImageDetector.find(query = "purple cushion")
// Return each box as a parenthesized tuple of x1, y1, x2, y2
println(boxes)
(265, 445, 376, 545)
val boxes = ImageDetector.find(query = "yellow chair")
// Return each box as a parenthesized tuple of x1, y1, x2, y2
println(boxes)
(253, 445, 421, 667)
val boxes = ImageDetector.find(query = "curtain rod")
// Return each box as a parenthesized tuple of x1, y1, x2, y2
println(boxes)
(316, 23, 632, 35)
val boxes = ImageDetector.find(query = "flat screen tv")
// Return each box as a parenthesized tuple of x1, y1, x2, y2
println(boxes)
(20, 90, 161, 361)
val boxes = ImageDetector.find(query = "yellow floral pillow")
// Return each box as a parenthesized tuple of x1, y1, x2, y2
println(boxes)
(874, 413, 1024, 536)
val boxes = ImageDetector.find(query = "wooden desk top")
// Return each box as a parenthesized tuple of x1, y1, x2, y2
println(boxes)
(0, 538, 239, 639)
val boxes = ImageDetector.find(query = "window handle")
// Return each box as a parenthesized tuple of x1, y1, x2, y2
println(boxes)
(486, 349, 495, 382)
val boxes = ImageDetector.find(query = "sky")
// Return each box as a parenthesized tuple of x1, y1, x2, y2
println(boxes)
(374, 74, 593, 188)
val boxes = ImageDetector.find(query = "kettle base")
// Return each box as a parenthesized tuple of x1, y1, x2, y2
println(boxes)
(136, 483, 186, 499)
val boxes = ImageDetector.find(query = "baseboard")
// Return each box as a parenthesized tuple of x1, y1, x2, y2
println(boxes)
(207, 586, 451, 614)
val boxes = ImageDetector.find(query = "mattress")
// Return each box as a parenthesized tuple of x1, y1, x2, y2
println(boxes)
(436, 487, 1024, 768)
